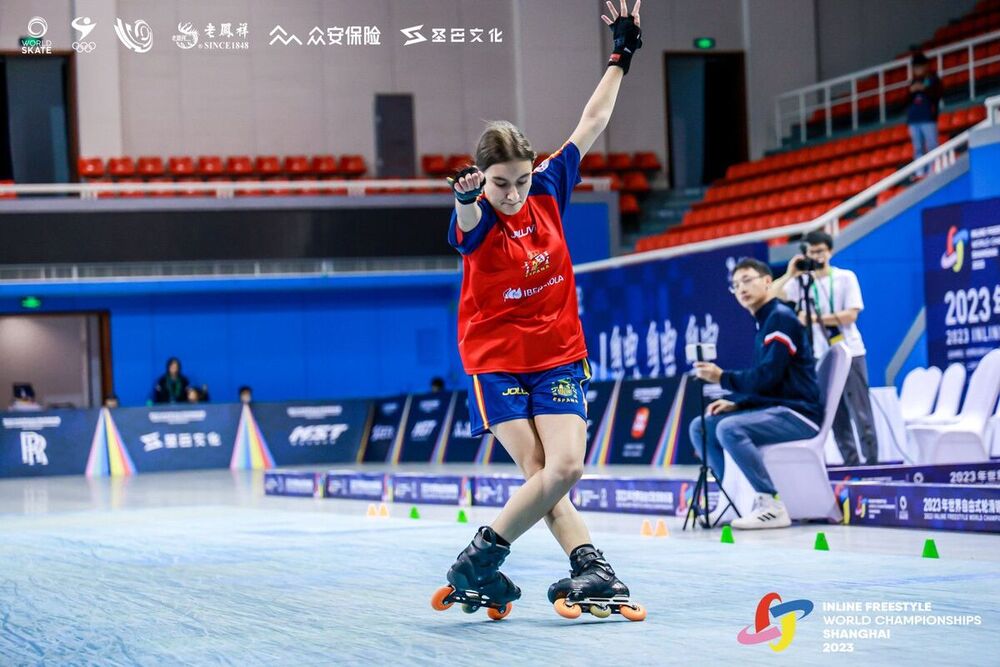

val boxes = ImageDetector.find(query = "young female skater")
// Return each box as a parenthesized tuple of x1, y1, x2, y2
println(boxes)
(431, 1, 646, 622)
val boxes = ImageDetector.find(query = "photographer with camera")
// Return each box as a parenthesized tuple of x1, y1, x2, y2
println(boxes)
(688, 258, 823, 530)
(771, 230, 877, 466)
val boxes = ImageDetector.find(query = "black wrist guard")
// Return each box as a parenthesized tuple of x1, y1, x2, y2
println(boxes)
(607, 16, 642, 75)
(448, 166, 483, 205)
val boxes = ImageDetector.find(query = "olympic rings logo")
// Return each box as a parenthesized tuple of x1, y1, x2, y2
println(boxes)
(72, 41, 97, 53)
(737, 592, 814, 652)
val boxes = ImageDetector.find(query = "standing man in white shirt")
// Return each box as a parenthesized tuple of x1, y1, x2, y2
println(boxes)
(770, 230, 878, 465)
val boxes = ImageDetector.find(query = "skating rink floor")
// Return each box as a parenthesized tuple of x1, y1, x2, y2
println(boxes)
(1, 468, 997, 666)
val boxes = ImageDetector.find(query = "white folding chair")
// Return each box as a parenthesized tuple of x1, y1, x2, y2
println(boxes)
(907, 363, 966, 425)
(908, 350, 1000, 464)
(899, 366, 941, 421)
(720, 343, 852, 522)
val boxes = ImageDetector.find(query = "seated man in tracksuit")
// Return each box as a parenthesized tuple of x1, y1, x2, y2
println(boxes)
(688, 257, 823, 530)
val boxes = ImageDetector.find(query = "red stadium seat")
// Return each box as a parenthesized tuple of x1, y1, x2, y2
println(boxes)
(226, 155, 254, 176)
(620, 193, 640, 215)
(445, 154, 473, 173)
(284, 155, 311, 176)
(633, 151, 662, 173)
(606, 152, 633, 171)
(622, 171, 650, 194)
(107, 157, 136, 178)
(580, 152, 607, 174)
(339, 155, 367, 178)
(255, 156, 282, 177)
(136, 156, 165, 178)
(168, 156, 195, 177)
(312, 155, 338, 177)
(78, 157, 105, 180)
(196, 155, 224, 177)
(421, 154, 449, 177)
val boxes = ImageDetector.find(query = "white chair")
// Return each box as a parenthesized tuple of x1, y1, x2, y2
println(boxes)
(907, 363, 966, 425)
(719, 343, 852, 523)
(899, 366, 941, 421)
(985, 397, 1000, 458)
(908, 350, 1000, 464)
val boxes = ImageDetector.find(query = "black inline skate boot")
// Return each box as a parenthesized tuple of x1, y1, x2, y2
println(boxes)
(431, 526, 521, 621)
(547, 544, 646, 621)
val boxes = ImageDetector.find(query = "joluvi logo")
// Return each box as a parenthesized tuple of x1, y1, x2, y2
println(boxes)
(940, 225, 969, 272)
(737, 592, 813, 652)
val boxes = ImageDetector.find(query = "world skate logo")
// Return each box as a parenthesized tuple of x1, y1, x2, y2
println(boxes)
(114, 18, 154, 53)
(737, 592, 813, 652)
(940, 225, 968, 272)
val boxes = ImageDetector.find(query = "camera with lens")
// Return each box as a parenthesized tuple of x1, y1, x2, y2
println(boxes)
(794, 243, 824, 272)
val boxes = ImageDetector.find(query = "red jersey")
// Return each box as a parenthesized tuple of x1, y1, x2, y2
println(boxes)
(448, 141, 587, 374)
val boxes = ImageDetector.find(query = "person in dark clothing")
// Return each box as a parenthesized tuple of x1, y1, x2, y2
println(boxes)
(907, 52, 943, 176)
(688, 258, 823, 530)
(153, 357, 190, 404)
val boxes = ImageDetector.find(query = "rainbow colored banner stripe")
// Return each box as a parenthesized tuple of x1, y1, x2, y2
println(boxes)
(230, 404, 275, 470)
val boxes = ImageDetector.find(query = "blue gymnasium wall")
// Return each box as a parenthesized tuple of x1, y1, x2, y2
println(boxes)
(0, 200, 611, 406)
(0, 275, 463, 406)
(832, 172, 972, 387)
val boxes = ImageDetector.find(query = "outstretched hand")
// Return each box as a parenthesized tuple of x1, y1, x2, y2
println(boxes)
(602, 0, 641, 28)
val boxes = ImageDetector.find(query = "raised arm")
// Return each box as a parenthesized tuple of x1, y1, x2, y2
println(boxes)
(568, 0, 642, 157)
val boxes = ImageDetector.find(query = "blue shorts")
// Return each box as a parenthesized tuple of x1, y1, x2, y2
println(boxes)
(467, 359, 592, 436)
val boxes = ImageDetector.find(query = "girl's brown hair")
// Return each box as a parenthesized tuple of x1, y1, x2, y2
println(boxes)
(475, 120, 536, 171)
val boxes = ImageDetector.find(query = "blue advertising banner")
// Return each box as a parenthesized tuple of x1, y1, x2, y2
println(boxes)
(397, 393, 451, 463)
(604, 378, 680, 464)
(923, 198, 1000, 373)
(571, 476, 717, 516)
(391, 473, 471, 505)
(472, 475, 525, 507)
(263, 471, 322, 497)
(443, 391, 487, 463)
(110, 405, 239, 472)
(831, 460, 1000, 486)
(251, 401, 370, 465)
(0, 410, 101, 478)
(575, 242, 765, 381)
(844, 481, 1000, 533)
(362, 396, 408, 463)
(324, 470, 387, 501)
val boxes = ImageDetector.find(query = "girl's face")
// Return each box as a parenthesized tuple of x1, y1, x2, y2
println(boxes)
(168, 361, 180, 376)
(483, 160, 532, 215)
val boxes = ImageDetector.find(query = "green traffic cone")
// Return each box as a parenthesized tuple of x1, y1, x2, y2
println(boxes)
(814, 532, 830, 551)
(922, 538, 939, 559)
(457, 509, 468, 523)
(721, 525, 734, 544)
(409, 506, 420, 520)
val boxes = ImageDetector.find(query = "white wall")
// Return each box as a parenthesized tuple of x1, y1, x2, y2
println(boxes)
(815, 0, 979, 80)
(0, 0, 982, 180)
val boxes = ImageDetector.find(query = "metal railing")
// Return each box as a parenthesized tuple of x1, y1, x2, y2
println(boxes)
(775, 29, 1000, 145)
(596, 97, 998, 273)
(0, 176, 611, 199)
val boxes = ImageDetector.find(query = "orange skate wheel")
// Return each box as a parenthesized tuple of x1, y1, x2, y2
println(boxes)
(620, 603, 647, 622)
(431, 585, 455, 611)
(554, 598, 582, 619)
(487, 604, 512, 621)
